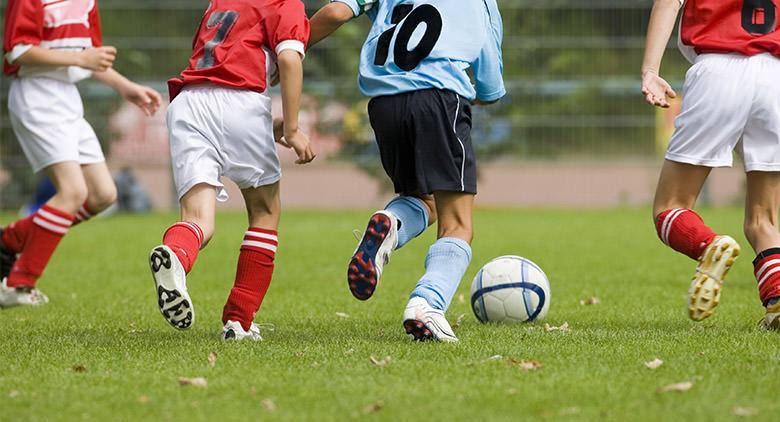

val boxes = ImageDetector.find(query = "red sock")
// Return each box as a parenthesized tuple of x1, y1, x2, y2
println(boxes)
(754, 248, 780, 305)
(162, 222, 204, 274)
(655, 208, 717, 260)
(222, 228, 278, 330)
(7, 205, 73, 287)
(1, 214, 34, 254)
(72, 202, 94, 226)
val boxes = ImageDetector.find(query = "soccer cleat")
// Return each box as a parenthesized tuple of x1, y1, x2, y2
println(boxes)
(347, 211, 398, 300)
(0, 277, 49, 308)
(762, 298, 780, 330)
(221, 320, 263, 341)
(402, 297, 458, 342)
(149, 245, 194, 330)
(0, 228, 17, 281)
(688, 235, 741, 321)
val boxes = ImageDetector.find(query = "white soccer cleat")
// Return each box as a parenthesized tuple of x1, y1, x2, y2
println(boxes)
(347, 211, 399, 300)
(402, 297, 458, 342)
(688, 235, 741, 321)
(149, 245, 194, 330)
(0, 277, 49, 308)
(221, 320, 263, 341)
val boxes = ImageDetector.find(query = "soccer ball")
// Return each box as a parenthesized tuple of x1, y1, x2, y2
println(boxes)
(470, 256, 551, 323)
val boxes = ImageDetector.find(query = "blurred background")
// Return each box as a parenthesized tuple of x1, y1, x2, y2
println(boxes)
(0, 0, 746, 214)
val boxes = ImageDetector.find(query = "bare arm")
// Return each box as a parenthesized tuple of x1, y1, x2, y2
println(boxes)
(277, 49, 315, 164)
(640, 0, 682, 108)
(14, 45, 116, 71)
(309, 2, 355, 47)
(92, 68, 162, 117)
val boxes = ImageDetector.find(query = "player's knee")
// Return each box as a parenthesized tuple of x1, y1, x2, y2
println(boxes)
(56, 183, 89, 211)
(89, 184, 118, 212)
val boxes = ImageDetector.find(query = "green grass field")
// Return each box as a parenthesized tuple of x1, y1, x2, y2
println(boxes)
(1, 208, 778, 421)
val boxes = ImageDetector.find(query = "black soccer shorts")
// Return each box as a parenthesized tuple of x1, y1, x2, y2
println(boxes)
(367, 89, 477, 196)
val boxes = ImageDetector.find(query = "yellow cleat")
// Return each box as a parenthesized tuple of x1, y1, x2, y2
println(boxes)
(761, 300, 780, 330)
(688, 235, 741, 321)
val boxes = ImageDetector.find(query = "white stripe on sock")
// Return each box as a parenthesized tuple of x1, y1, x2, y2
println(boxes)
(759, 266, 780, 288)
(244, 231, 278, 242)
(241, 240, 277, 252)
(757, 259, 780, 283)
(33, 217, 69, 234)
(664, 208, 687, 246)
(37, 208, 73, 227)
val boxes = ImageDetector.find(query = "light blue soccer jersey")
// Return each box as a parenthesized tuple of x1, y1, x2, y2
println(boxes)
(333, 0, 506, 101)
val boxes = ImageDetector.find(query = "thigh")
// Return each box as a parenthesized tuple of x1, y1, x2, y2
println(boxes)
(743, 57, 780, 172)
(653, 160, 711, 217)
(412, 90, 476, 194)
(221, 90, 281, 190)
(167, 93, 226, 202)
(368, 95, 415, 194)
(75, 119, 104, 166)
(666, 55, 751, 168)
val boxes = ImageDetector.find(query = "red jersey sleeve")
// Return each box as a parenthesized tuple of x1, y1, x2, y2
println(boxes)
(262, 0, 310, 57)
(3, 0, 44, 54)
(89, 0, 103, 47)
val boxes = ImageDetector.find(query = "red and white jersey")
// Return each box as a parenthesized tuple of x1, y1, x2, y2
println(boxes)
(3, 0, 102, 79)
(679, 0, 780, 62)
(168, 0, 309, 100)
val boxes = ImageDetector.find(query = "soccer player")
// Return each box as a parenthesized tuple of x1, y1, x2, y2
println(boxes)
(309, 0, 505, 341)
(0, 0, 161, 307)
(149, 0, 314, 340)
(642, 0, 780, 327)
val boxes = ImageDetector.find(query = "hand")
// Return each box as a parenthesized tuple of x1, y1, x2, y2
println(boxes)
(272, 118, 287, 146)
(78, 46, 117, 72)
(641, 70, 676, 108)
(122, 83, 162, 117)
(281, 129, 316, 164)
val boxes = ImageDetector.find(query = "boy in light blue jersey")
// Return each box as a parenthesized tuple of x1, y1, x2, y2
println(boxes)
(310, 0, 505, 342)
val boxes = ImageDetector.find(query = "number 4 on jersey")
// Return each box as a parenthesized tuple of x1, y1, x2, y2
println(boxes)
(743, 0, 777, 35)
(373, 4, 442, 71)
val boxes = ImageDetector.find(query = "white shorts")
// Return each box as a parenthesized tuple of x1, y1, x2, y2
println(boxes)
(667, 53, 780, 171)
(167, 85, 281, 201)
(8, 77, 103, 173)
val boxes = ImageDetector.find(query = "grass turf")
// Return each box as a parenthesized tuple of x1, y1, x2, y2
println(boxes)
(0, 208, 778, 421)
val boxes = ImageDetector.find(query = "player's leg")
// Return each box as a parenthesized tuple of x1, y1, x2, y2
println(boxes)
(149, 90, 222, 330)
(348, 194, 437, 301)
(149, 184, 213, 330)
(403, 191, 473, 342)
(221, 183, 280, 341)
(347, 94, 424, 300)
(402, 89, 476, 342)
(653, 160, 741, 321)
(0, 161, 87, 307)
(74, 162, 118, 225)
(743, 172, 780, 329)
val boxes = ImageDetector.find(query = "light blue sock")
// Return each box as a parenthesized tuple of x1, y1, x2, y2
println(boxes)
(410, 237, 472, 311)
(385, 196, 429, 249)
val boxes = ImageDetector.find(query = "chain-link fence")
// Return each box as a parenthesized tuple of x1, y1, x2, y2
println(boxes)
(0, 0, 689, 209)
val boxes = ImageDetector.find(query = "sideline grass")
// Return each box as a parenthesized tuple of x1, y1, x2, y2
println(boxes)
(0, 208, 777, 421)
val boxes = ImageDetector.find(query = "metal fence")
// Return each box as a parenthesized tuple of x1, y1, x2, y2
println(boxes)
(0, 0, 685, 209)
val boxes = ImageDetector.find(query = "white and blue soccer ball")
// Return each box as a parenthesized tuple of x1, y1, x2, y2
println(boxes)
(470, 256, 551, 323)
